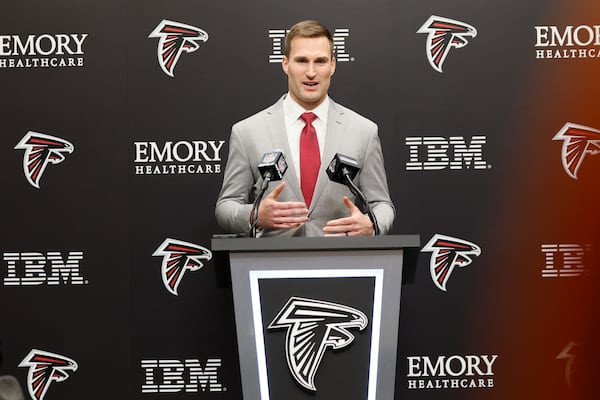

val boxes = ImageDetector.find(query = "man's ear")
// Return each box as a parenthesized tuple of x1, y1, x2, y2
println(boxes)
(282, 56, 289, 75)
(330, 56, 336, 76)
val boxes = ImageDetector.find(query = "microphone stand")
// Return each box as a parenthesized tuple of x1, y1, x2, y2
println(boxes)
(249, 172, 272, 238)
(341, 168, 380, 236)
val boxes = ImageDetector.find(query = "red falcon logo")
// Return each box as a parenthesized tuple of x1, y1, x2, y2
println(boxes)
(417, 15, 477, 73)
(148, 19, 208, 77)
(18, 349, 78, 400)
(552, 122, 600, 179)
(268, 297, 368, 391)
(14, 132, 74, 189)
(556, 341, 579, 389)
(152, 238, 212, 295)
(421, 234, 481, 291)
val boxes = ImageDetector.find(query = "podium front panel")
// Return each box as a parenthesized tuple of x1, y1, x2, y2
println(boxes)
(229, 249, 404, 400)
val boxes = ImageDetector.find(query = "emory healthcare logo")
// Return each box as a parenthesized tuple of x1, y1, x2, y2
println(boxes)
(552, 122, 600, 179)
(152, 238, 212, 295)
(14, 132, 74, 189)
(19, 349, 77, 400)
(407, 354, 497, 390)
(417, 16, 477, 73)
(535, 24, 600, 59)
(133, 139, 225, 175)
(0, 32, 87, 69)
(268, 296, 368, 391)
(148, 19, 208, 77)
(421, 234, 482, 291)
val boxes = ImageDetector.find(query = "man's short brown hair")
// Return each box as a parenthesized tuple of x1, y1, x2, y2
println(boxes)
(284, 20, 334, 58)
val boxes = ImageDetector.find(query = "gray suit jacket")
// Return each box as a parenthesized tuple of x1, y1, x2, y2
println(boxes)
(215, 95, 395, 237)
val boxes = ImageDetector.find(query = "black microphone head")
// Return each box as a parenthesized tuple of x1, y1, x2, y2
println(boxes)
(258, 151, 288, 181)
(326, 153, 360, 184)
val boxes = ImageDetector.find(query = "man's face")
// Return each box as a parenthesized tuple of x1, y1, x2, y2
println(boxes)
(282, 36, 336, 110)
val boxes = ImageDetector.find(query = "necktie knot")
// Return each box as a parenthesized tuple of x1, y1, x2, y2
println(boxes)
(301, 112, 317, 125)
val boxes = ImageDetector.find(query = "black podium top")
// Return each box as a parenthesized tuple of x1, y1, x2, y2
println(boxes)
(211, 234, 420, 253)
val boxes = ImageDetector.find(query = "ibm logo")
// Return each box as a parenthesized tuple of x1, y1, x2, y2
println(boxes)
(541, 244, 592, 278)
(269, 28, 352, 63)
(405, 136, 490, 171)
(3, 251, 86, 286)
(141, 358, 224, 393)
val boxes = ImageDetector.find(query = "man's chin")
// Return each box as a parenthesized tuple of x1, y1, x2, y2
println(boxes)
(299, 94, 325, 108)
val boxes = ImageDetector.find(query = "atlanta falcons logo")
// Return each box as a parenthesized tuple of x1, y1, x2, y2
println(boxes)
(148, 19, 208, 77)
(552, 122, 600, 179)
(18, 349, 78, 400)
(421, 234, 481, 291)
(556, 341, 579, 389)
(268, 297, 368, 391)
(152, 238, 212, 295)
(14, 131, 74, 189)
(417, 15, 477, 73)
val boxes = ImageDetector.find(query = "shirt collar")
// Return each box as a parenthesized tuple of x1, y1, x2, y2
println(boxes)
(283, 93, 330, 125)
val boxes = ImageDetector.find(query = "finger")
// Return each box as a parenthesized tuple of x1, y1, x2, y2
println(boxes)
(323, 223, 354, 235)
(269, 205, 308, 220)
(325, 216, 354, 227)
(267, 182, 286, 199)
(343, 196, 360, 213)
(272, 222, 303, 229)
(277, 201, 309, 211)
(323, 232, 348, 237)
(274, 215, 309, 224)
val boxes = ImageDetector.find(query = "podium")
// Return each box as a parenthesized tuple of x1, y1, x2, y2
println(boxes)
(211, 235, 420, 400)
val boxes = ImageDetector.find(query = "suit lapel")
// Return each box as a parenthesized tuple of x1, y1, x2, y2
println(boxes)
(310, 100, 345, 209)
(265, 96, 304, 201)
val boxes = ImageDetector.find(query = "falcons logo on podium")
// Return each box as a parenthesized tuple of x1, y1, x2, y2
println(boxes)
(422, 234, 482, 291)
(152, 238, 212, 295)
(14, 132, 74, 189)
(18, 349, 78, 400)
(417, 15, 477, 73)
(552, 122, 600, 179)
(148, 19, 208, 77)
(268, 297, 368, 391)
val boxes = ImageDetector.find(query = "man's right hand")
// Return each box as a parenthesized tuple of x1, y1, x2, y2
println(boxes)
(256, 182, 309, 230)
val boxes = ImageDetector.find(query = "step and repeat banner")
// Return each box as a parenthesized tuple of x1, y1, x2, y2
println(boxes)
(1, 0, 598, 399)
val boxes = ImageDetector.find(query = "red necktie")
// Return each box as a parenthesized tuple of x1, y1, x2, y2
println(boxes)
(299, 112, 320, 207)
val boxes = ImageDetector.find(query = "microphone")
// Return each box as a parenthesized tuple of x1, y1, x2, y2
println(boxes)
(326, 153, 380, 235)
(257, 150, 288, 189)
(326, 153, 360, 183)
(250, 151, 288, 237)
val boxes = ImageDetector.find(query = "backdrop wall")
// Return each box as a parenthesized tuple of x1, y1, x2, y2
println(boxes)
(1, 1, 598, 399)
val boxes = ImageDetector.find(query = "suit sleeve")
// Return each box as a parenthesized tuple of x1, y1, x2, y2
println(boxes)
(360, 124, 396, 234)
(214, 123, 256, 233)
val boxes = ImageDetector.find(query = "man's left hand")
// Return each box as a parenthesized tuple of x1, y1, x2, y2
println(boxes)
(323, 197, 374, 236)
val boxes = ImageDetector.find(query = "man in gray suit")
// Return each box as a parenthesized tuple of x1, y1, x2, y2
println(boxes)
(215, 20, 394, 237)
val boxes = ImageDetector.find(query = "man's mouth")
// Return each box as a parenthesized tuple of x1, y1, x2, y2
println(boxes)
(304, 82, 318, 87)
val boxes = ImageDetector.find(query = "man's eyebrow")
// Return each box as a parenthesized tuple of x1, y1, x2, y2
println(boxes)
(292, 55, 330, 62)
